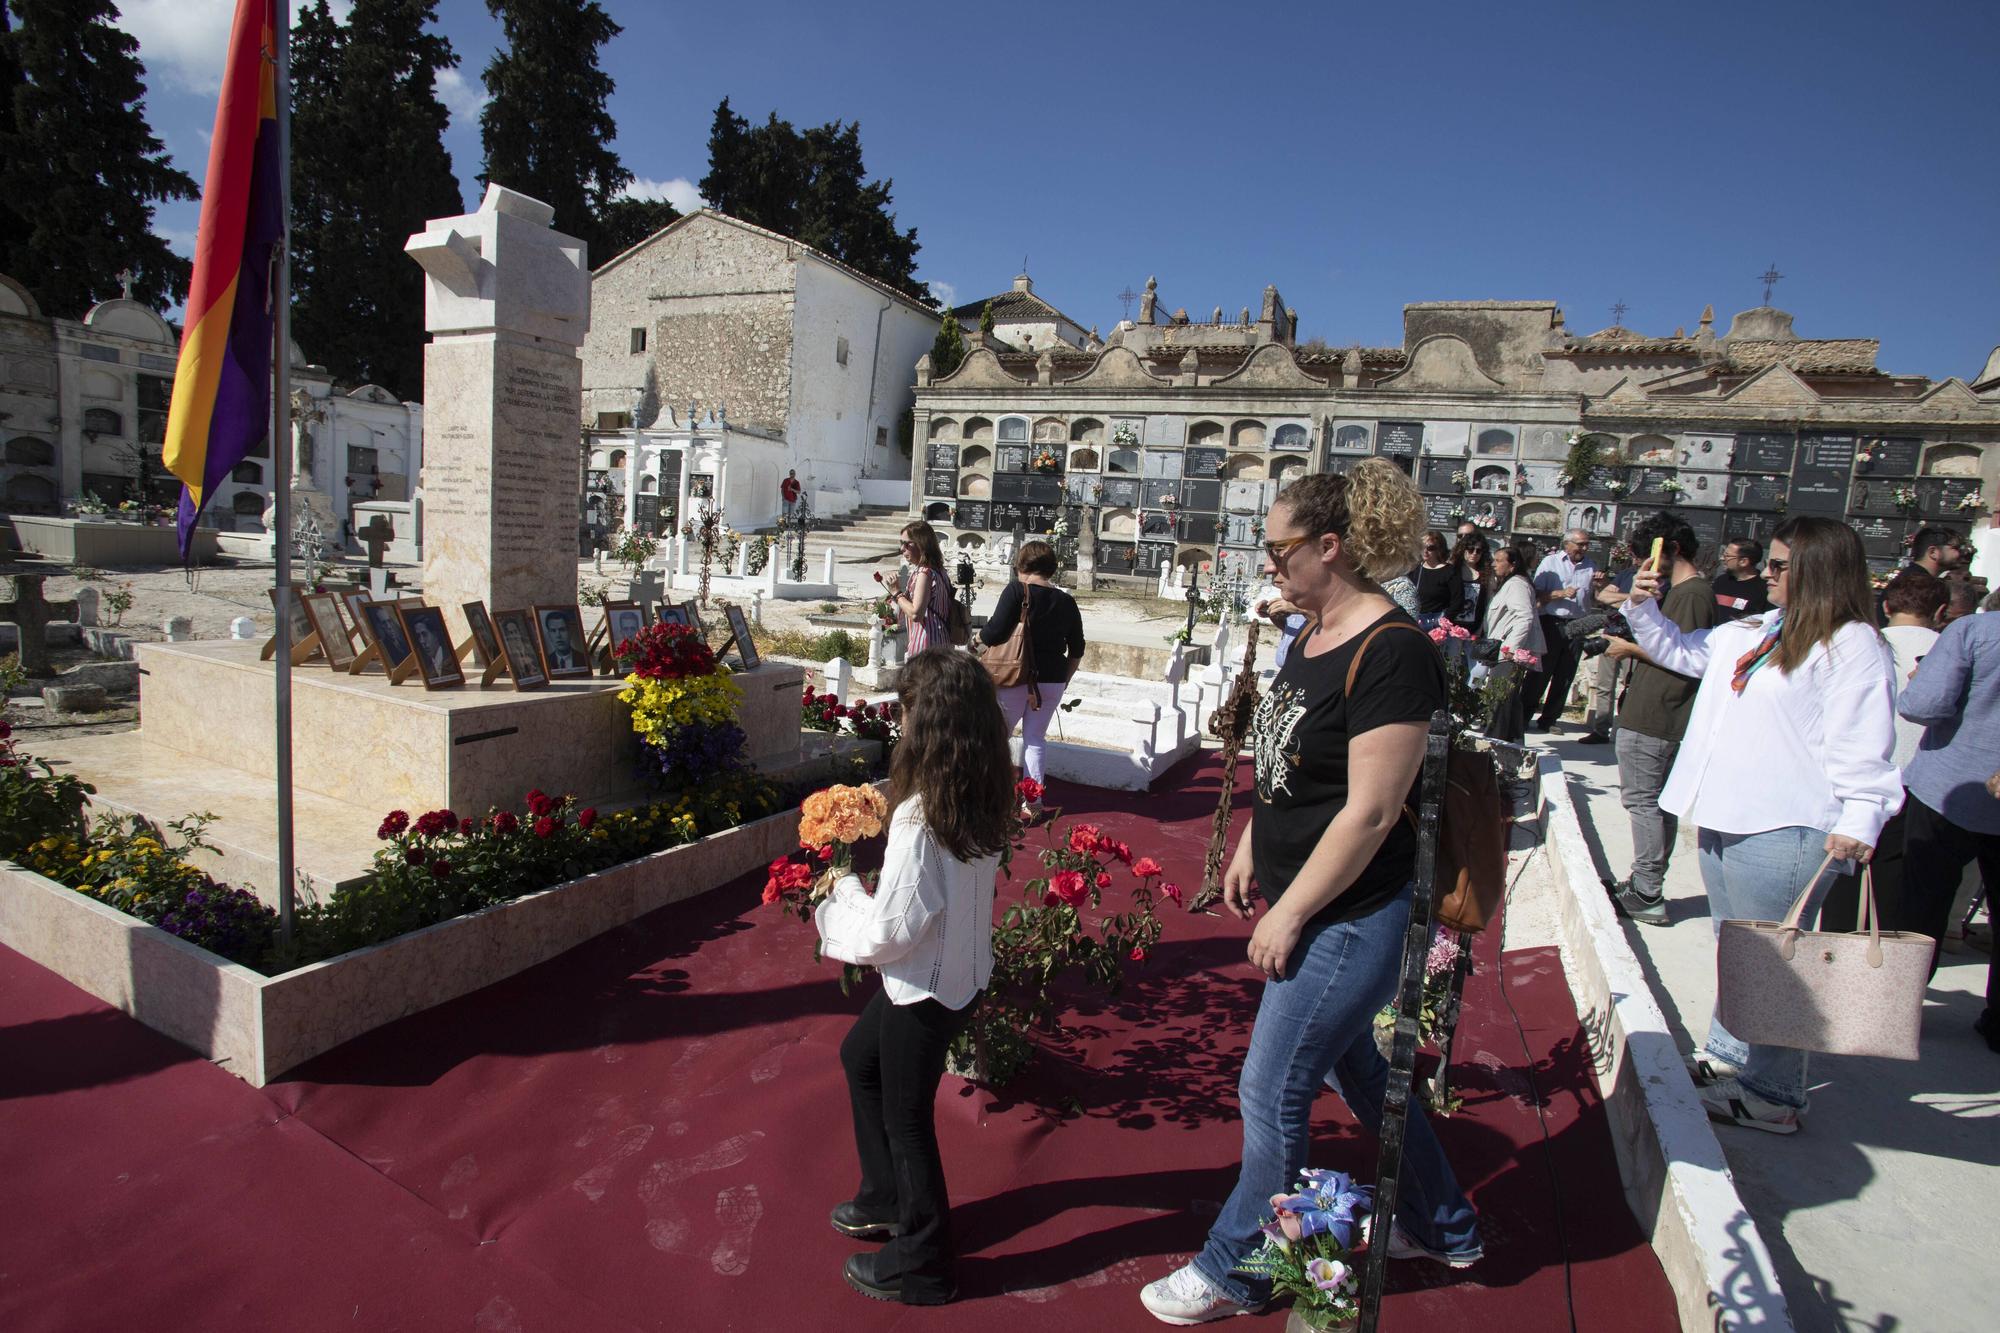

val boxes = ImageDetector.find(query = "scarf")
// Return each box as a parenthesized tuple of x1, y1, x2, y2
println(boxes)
(1730, 611, 1784, 694)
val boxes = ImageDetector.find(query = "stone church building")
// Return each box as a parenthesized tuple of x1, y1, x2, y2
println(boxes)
(580, 210, 940, 533)
(910, 276, 2000, 581)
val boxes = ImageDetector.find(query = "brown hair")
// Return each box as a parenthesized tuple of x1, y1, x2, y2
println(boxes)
(1452, 532, 1493, 595)
(1275, 458, 1425, 582)
(888, 648, 1014, 862)
(1882, 567, 1947, 622)
(900, 521, 946, 575)
(1770, 516, 1879, 672)
(1015, 540, 1058, 577)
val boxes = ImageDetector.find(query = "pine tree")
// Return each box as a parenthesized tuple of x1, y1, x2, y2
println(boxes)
(0, 6, 31, 277)
(0, 0, 196, 315)
(479, 0, 635, 268)
(698, 99, 932, 306)
(289, 0, 462, 400)
(928, 309, 966, 379)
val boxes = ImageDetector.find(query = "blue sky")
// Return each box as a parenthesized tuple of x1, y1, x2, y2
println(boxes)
(119, 1, 2000, 379)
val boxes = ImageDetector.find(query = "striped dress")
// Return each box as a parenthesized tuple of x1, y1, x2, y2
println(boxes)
(903, 565, 952, 654)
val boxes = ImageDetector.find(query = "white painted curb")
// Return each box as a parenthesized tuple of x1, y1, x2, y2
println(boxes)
(1537, 754, 1794, 1331)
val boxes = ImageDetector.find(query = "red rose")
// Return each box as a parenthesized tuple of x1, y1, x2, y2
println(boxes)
(460, 817, 478, 835)
(533, 816, 557, 839)
(1129, 945, 1148, 962)
(1096, 871, 1112, 890)
(761, 882, 782, 905)
(491, 811, 519, 834)
(1049, 870, 1088, 906)
(404, 847, 426, 866)
(578, 807, 597, 829)
(1131, 856, 1163, 879)
(1160, 880, 1184, 907)
(1107, 840, 1134, 866)
(415, 809, 456, 839)
(430, 859, 452, 879)
(1016, 778, 1044, 805)
(1067, 824, 1102, 855)
(377, 810, 410, 839)
(525, 789, 554, 817)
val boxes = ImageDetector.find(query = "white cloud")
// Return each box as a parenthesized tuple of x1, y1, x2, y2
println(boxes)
(117, 1, 357, 95)
(929, 281, 957, 310)
(619, 177, 706, 214)
(435, 66, 490, 128)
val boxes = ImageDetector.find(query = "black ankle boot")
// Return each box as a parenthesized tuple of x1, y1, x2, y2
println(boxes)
(829, 1201, 900, 1241)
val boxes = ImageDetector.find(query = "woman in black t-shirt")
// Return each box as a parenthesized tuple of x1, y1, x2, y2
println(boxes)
(978, 541, 1086, 819)
(1412, 530, 1457, 629)
(1139, 461, 1484, 1325)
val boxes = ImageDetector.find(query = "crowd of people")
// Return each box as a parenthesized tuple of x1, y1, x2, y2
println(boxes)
(817, 483, 1994, 1311)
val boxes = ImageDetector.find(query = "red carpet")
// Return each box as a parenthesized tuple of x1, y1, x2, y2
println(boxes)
(0, 753, 1675, 1331)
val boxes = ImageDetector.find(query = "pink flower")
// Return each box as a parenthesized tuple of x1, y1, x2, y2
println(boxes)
(1095, 871, 1113, 890)
(1131, 856, 1163, 879)
(1159, 880, 1184, 907)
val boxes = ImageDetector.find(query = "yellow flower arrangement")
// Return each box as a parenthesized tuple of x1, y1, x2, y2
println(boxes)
(617, 671, 744, 749)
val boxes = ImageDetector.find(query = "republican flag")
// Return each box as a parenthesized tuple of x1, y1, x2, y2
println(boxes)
(163, 0, 283, 559)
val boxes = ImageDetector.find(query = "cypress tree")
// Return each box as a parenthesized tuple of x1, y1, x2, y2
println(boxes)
(928, 309, 966, 379)
(0, 0, 196, 315)
(479, 0, 632, 268)
(290, 0, 462, 399)
(978, 300, 995, 337)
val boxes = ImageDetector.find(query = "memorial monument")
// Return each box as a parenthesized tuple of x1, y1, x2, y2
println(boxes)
(405, 184, 589, 633)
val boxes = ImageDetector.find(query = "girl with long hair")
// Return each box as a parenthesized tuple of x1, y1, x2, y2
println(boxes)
(1140, 459, 1482, 1325)
(1622, 515, 1901, 1134)
(1449, 531, 1494, 631)
(979, 540, 1087, 819)
(815, 648, 1013, 1304)
(893, 521, 953, 653)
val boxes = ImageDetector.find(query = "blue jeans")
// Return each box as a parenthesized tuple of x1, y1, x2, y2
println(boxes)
(1696, 825, 1840, 1109)
(1192, 886, 1480, 1304)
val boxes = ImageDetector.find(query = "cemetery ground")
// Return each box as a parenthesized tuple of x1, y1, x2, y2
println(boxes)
(1547, 724, 1995, 1333)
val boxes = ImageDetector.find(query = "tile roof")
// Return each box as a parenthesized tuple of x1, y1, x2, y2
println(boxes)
(953, 289, 1081, 327)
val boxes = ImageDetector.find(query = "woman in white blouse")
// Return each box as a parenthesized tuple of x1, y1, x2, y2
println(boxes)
(814, 648, 1011, 1306)
(1481, 544, 1546, 742)
(1623, 516, 1900, 1135)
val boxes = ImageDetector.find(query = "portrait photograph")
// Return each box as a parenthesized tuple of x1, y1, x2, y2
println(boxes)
(301, 592, 356, 670)
(725, 603, 760, 670)
(361, 601, 414, 670)
(677, 601, 705, 637)
(341, 591, 374, 648)
(266, 586, 314, 651)
(493, 609, 547, 689)
(397, 604, 464, 689)
(602, 600, 646, 653)
(462, 600, 502, 668)
(534, 603, 593, 679)
(655, 603, 691, 629)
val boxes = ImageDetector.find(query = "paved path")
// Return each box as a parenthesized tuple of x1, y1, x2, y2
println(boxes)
(1548, 724, 1996, 1333)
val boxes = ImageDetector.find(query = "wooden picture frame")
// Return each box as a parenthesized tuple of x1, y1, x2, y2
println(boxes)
(263, 586, 318, 662)
(655, 603, 691, 629)
(724, 603, 760, 670)
(492, 608, 547, 689)
(342, 592, 374, 649)
(461, 600, 502, 669)
(301, 591, 356, 670)
(678, 600, 705, 638)
(396, 603, 464, 689)
(601, 601, 646, 654)
(360, 601, 415, 675)
(533, 603, 593, 680)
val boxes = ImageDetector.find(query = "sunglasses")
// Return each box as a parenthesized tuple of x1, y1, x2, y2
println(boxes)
(1764, 558, 1789, 575)
(1263, 535, 1312, 563)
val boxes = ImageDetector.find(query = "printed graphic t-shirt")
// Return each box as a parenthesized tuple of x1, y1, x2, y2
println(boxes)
(1249, 610, 1446, 926)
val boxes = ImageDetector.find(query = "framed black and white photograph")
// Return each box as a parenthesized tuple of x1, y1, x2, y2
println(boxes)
(301, 592, 355, 669)
(493, 608, 547, 689)
(601, 600, 646, 653)
(361, 601, 414, 670)
(533, 604, 592, 679)
(678, 600, 705, 637)
(656, 603, 691, 628)
(724, 603, 760, 670)
(267, 585, 313, 651)
(342, 591, 373, 646)
(396, 604, 464, 689)
(461, 600, 502, 667)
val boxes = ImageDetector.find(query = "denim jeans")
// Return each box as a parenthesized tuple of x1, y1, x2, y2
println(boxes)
(1615, 730, 1680, 897)
(1696, 825, 1840, 1109)
(1192, 886, 1480, 1304)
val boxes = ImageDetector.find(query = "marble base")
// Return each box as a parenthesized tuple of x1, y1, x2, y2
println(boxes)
(0, 792, 830, 1085)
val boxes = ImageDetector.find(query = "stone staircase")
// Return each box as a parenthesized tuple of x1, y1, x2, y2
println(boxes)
(752, 503, 910, 568)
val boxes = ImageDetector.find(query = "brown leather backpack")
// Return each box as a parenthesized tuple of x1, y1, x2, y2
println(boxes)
(1344, 621, 1508, 934)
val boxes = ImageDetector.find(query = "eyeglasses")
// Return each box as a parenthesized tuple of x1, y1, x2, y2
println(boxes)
(1764, 558, 1789, 575)
(1263, 535, 1312, 564)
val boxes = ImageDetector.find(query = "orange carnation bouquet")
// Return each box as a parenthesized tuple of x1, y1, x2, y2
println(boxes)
(764, 782, 889, 992)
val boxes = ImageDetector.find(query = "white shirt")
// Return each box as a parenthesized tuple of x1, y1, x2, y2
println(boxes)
(814, 796, 998, 1009)
(1532, 550, 1597, 619)
(1624, 598, 1903, 845)
(1881, 624, 1940, 772)
(1968, 522, 2000, 594)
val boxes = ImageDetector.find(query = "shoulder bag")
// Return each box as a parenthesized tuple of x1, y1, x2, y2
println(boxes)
(980, 584, 1040, 708)
(1715, 855, 1930, 1060)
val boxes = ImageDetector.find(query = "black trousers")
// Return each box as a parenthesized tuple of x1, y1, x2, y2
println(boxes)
(1898, 793, 2000, 1008)
(1524, 615, 1580, 726)
(840, 986, 975, 1300)
(1823, 799, 1907, 936)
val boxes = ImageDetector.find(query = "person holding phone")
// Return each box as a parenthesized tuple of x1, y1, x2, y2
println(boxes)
(1621, 516, 1900, 1133)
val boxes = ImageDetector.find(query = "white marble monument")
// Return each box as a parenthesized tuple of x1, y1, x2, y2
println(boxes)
(406, 185, 590, 632)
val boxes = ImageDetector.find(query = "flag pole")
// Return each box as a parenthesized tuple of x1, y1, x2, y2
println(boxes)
(271, 0, 297, 949)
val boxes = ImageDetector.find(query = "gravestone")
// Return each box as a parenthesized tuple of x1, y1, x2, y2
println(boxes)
(1856, 437, 1921, 477)
(2, 575, 80, 676)
(1375, 421, 1423, 460)
(1735, 433, 1795, 473)
(1789, 432, 1857, 514)
(405, 184, 589, 628)
(359, 513, 396, 567)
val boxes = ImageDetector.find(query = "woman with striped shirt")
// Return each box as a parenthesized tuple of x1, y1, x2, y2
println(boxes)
(892, 521, 953, 653)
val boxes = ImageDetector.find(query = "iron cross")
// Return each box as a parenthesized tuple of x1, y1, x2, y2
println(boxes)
(1760, 264, 1783, 305)
(1611, 299, 1628, 326)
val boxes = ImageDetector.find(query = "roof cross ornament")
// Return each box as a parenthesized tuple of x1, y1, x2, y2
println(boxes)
(1760, 263, 1783, 305)
(116, 268, 135, 300)
(1116, 285, 1138, 321)
(1610, 299, 1628, 327)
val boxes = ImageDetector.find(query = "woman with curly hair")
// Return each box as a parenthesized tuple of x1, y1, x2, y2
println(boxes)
(1140, 459, 1482, 1325)
(816, 648, 1013, 1305)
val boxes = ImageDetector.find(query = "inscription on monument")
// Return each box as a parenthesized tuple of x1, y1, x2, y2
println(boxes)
(1790, 432, 1857, 513)
(1185, 448, 1226, 478)
(1736, 433, 1795, 473)
(926, 442, 958, 469)
(1375, 421, 1423, 457)
(1856, 437, 1921, 476)
(1725, 474, 1788, 511)
(924, 469, 956, 498)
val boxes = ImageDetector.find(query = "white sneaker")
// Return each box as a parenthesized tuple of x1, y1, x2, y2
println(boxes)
(1699, 1080, 1800, 1135)
(1139, 1264, 1250, 1325)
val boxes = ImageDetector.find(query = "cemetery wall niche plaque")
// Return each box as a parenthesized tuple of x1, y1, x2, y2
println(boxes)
(1677, 472, 1727, 508)
(1181, 479, 1224, 512)
(1328, 422, 1373, 454)
(1100, 477, 1140, 507)
(1568, 466, 1628, 502)
(1185, 447, 1226, 478)
(954, 500, 990, 531)
(1789, 432, 1857, 513)
(1416, 458, 1458, 495)
(1856, 437, 1921, 476)
(1375, 421, 1423, 458)
(1522, 425, 1573, 460)
(997, 445, 1030, 472)
(1424, 421, 1470, 457)
(1564, 501, 1618, 538)
(1471, 426, 1517, 457)
(1725, 473, 1788, 511)
(1735, 432, 1795, 473)
(924, 469, 956, 498)
(1855, 517, 1913, 558)
(1679, 435, 1735, 469)
(1848, 478, 1908, 519)
(926, 442, 958, 469)
(1917, 477, 1980, 519)
(1724, 511, 1780, 546)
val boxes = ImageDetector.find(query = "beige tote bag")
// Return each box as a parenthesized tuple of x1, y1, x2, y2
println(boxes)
(1715, 854, 1931, 1061)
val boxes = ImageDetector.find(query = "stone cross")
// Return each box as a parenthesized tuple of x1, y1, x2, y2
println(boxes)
(358, 513, 395, 567)
(117, 268, 135, 299)
(1, 574, 79, 677)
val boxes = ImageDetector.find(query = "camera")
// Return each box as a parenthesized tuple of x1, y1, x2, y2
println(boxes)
(1566, 610, 1632, 659)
